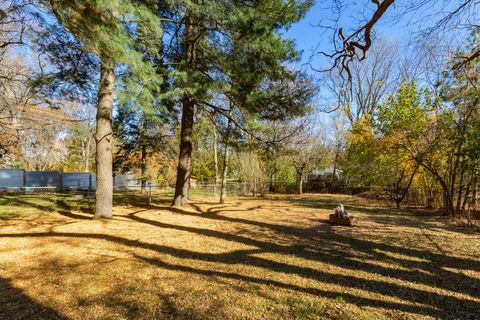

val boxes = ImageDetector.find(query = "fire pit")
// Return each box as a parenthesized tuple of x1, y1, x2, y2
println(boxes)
(329, 204, 356, 226)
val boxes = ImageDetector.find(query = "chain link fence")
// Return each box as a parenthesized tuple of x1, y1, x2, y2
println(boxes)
(1, 170, 479, 228)
(187, 182, 271, 200)
(0, 181, 270, 217)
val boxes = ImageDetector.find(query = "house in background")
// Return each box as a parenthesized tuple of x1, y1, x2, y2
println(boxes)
(0, 104, 73, 169)
(307, 167, 345, 192)
(189, 175, 198, 188)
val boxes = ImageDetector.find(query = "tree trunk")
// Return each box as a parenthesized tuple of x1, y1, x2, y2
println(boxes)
(83, 139, 90, 173)
(395, 198, 401, 208)
(395, 164, 419, 208)
(269, 171, 276, 193)
(219, 106, 233, 204)
(455, 169, 465, 215)
(213, 120, 218, 197)
(449, 131, 466, 216)
(462, 174, 472, 211)
(249, 136, 256, 197)
(298, 172, 303, 195)
(94, 59, 115, 219)
(173, 97, 195, 206)
(172, 12, 196, 207)
(140, 144, 147, 194)
(219, 143, 230, 203)
(420, 162, 455, 215)
(472, 170, 478, 209)
(331, 143, 340, 191)
(443, 190, 455, 216)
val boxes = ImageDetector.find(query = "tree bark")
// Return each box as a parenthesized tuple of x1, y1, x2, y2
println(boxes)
(461, 174, 472, 211)
(419, 161, 455, 216)
(298, 172, 304, 195)
(213, 120, 219, 197)
(472, 170, 478, 209)
(219, 106, 233, 204)
(140, 143, 147, 194)
(172, 96, 195, 206)
(94, 58, 115, 219)
(83, 139, 90, 173)
(248, 135, 257, 197)
(394, 164, 419, 208)
(455, 165, 466, 215)
(172, 12, 197, 207)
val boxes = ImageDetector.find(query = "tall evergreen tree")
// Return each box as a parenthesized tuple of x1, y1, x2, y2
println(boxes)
(41, 0, 164, 217)
(168, 0, 313, 206)
(113, 103, 174, 193)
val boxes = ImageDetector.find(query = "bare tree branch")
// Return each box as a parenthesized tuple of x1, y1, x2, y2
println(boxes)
(318, 0, 394, 78)
(453, 49, 480, 69)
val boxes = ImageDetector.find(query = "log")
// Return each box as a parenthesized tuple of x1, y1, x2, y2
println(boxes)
(329, 214, 356, 226)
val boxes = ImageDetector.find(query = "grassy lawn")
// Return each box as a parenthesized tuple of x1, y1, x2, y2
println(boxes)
(0, 193, 479, 320)
(0, 193, 92, 219)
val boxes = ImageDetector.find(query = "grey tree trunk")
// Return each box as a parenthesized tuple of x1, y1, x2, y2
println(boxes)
(298, 172, 303, 195)
(472, 170, 478, 209)
(213, 121, 219, 197)
(248, 135, 257, 197)
(394, 165, 419, 208)
(331, 142, 340, 190)
(219, 107, 232, 203)
(172, 13, 196, 207)
(94, 59, 115, 219)
(173, 97, 195, 206)
(83, 139, 90, 173)
(140, 144, 147, 194)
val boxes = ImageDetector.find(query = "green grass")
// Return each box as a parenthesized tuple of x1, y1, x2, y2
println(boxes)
(0, 193, 92, 219)
(0, 195, 49, 218)
(0, 189, 176, 219)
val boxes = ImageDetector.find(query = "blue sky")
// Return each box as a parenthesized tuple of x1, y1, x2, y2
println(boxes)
(285, 0, 475, 70)
(285, 1, 411, 70)
(281, 0, 476, 122)
(283, 0, 412, 118)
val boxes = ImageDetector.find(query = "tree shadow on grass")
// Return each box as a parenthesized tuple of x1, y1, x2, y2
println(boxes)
(0, 276, 68, 319)
(112, 192, 153, 208)
(3, 194, 480, 319)
(74, 279, 211, 320)
(140, 202, 480, 310)
(113, 196, 480, 289)
(130, 209, 480, 291)
(277, 195, 464, 231)
(54, 199, 94, 220)
(0, 196, 57, 213)
(2, 219, 480, 319)
(0, 195, 94, 220)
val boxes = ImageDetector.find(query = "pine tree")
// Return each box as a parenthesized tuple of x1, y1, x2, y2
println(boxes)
(41, 0, 164, 217)
(169, 0, 313, 206)
(113, 102, 174, 193)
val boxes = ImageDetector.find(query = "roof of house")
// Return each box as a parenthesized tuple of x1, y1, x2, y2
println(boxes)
(2, 104, 75, 130)
(13, 104, 74, 123)
(310, 167, 343, 175)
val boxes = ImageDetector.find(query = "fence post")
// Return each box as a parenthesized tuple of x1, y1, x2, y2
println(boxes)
(89, 173, 92, 194)
(59, 171, 63, 192)
(22, 169, 26, 193)
(148, 183, 152, 205)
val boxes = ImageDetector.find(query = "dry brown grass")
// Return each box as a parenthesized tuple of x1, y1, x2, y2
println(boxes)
(0, 193, 479, 320)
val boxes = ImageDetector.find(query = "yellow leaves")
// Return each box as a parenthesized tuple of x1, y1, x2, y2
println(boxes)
(347, 114, 375, 146)
(343, 103, 351, 119)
